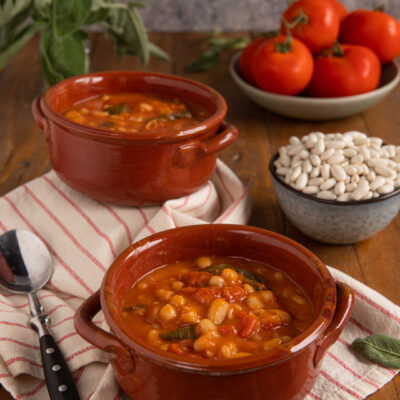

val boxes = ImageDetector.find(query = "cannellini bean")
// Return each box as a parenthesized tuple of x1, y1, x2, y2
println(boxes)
(246, 294, 264, 310)
(208, 298, 229, 324)
(321, 148, 335, 161)
(295, 173, 308, 190)
(375, 164, 395, 177)
(320, 178, 336, 191)
(316, 191, 337, 200)
(334, 181, 346, 196)
(337, 193, 352, 202)
(303, 160, 313, 174)
(328, 153, 345, 165)
(196, 319, 217, 335)
(158, 304, 177, 321)
(351, 179, 370, 201)
(321, 164, 330, 179)
(303, 186, 319, 195)
(220, 342, 238, 358)
(313, 139, 325, 155)
(378, 184, 394, 195)
(209, 276, 225, 286)
(308, 177, 324, 186)
(331, 165, 346, 181)
(310, 154, 321, 166)
(310, 166, 321, 178)
(370, 176, 386, 191)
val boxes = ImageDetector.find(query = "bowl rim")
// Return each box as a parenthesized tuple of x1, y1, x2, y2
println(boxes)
(269, 152, 400, 205)
(100, 224, 336, 374)
(229, 52, 400, 103)
(40, 70, 228, 143)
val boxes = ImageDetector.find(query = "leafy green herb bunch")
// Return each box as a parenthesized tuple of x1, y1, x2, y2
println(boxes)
(0, 0, 168, 86)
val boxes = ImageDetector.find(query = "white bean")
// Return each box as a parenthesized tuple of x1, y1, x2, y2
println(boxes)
(320, 178, 336, 191)
(310, 154, 321, 166)
(321, 148, 335, 161)
(295, 173, 308, 190)
(316, 191, 337, 200)
(303, 186, 319, 195)
(308, 177, 324, 186)
(334, 181, 346, 196)
(321, 164, 330, 180)
(302, 160, 313, 174)
(337, 193, 352, 202)
(290, 166, 302, 182)
(370, 176, 386, 191)
(331, 165, 347, 181)
(375, 164, 396, 177)
(310, 166, 321, 178)
(378, 184, 394, 195)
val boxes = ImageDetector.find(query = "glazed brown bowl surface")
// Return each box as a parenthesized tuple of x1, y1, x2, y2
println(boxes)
(74, 224, 354, 400)
(32, 71, 238, 206)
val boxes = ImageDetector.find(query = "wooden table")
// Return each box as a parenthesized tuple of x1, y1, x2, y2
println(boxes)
(0, 32, 399, 400)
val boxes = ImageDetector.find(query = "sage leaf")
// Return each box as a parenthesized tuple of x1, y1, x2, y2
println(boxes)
(53, 0, 92, 39)
(203, 264, 269, 288)
(0, 0, 31, 26)
(352, 334, 400, 369)
(105, 102, 131, 115)
(149, 42, 170, 61)
(126, 3, 149, 65)
(0, 22, 43, 70)
(159, 325, 197, 341)
(186, 36, 248, 73)
(40, 28, 86, 86)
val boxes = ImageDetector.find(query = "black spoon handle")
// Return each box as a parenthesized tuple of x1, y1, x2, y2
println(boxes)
(39, 333, 81, 400)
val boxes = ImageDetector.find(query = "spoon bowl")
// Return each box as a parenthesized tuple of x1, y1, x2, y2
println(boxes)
(0, 229, 52, 293)
(0, 229, 80, 400)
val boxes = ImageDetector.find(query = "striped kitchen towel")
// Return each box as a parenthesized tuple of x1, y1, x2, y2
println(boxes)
(0, 159, 398, 399)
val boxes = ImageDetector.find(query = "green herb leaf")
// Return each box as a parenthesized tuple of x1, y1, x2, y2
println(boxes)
(160, 325, 197, 341)
(124, 304, 145, 312)
(352, 334, 400, 369)
(126, 3, 149, 65)
(105, 102, 131, 115)
(53, 0, 92, 39)
(0, 0, 31, 27)
(185, 34, 248, 73)
(0, 22, 43, 70)
(146, 110, 192, 124)
(149, 41, 170, 61)
(40, 28, 86, 86)
(203, 264, 269, 288)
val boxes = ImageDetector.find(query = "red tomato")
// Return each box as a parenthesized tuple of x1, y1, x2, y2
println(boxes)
(193, 286, 222, 304)
(238, 314, 260, 338)
(340, 9, 400, 64)
(282, 0, 340, 54)
(251, 35, 314, 95)
(222, 286, 247, 303)
(325, 0, 348, 22)
(239, 37, 266, 85)
(307, 44, 381, 97)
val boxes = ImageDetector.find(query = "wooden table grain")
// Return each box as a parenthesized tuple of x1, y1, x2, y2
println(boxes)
(0, 32, 399, 400)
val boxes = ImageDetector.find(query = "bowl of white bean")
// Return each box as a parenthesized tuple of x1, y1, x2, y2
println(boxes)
(269, 131, 400, 244)
(230, 53, 400, 121)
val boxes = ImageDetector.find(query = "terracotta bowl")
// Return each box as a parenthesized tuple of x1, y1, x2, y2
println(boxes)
(32, 71, 238, 206)
(74, 224, 354, 400)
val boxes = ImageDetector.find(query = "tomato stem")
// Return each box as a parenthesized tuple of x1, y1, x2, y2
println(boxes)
(287, 9, 309, 32)
(373, 2, 385, 12)
(321, 41, 344, 58)
(276, 17, 293, 53)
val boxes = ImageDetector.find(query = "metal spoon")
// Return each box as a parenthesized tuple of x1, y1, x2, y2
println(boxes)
(0, 229, 80, 400)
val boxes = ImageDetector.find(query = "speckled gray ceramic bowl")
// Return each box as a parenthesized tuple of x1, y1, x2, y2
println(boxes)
(269, 153, 400, 244)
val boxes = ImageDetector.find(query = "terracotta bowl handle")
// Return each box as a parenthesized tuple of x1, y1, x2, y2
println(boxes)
(74, 291, 135, 373)
(314, 282, 355, 367)
(32, 96, 48, 132)
(201, 122, 238, 155)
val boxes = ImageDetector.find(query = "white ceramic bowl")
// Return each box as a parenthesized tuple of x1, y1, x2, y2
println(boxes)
(230, 52, 400, 121)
